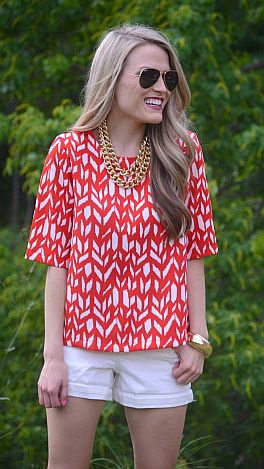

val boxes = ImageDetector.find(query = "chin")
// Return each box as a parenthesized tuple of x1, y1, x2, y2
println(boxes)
(147, 116, 163, 125)
(140, 113, 163, 125)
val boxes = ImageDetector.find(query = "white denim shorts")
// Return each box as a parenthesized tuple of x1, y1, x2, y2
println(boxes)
(63, 345, 195, 409)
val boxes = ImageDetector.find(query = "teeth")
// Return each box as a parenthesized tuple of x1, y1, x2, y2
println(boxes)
(145, 98, 162, 106)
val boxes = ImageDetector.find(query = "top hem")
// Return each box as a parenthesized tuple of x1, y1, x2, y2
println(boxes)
(63, 338, 188, 353)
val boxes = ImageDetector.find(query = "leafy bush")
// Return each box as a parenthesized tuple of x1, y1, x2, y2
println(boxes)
(1, 0, 263, 467)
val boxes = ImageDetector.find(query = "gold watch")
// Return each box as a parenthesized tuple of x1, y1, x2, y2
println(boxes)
(187, 332, 213, 358)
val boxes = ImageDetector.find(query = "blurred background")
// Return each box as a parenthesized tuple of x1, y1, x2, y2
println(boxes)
(0, 0, 263, 468)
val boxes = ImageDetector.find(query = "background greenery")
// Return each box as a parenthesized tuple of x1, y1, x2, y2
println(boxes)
(1, 0, 263, 467)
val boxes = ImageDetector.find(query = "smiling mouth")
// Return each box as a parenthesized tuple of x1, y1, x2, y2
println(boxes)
(144, 98, 163, 109)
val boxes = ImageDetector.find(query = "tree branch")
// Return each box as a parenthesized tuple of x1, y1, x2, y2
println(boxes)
(241, 61, 264, 73)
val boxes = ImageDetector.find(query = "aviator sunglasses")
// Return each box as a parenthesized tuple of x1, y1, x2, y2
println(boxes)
(124, 68, 179, 91)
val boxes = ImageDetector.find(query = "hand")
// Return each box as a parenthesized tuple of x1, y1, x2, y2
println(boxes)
(172, 344, 205, 385)
(38, 357, 68, 408)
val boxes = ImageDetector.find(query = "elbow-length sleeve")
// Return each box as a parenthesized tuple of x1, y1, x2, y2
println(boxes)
(185, 132, 218, 260)
(24, 133, 74, 268)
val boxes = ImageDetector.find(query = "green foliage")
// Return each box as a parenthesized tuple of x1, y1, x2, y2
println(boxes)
(4, 100, 80, 194)
(1, 0, 264, 467)
(0, 228, 47, 468)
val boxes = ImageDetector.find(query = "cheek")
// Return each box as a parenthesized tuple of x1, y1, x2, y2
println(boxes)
(115, 85, 130, 108)
(163, 93, 171, 108)
(115, 85, 143, 110)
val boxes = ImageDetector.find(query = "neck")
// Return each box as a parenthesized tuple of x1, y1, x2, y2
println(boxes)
(106, 111, 147, 156)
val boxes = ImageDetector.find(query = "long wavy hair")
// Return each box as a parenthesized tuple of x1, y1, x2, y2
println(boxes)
(71, 24, 196, 241)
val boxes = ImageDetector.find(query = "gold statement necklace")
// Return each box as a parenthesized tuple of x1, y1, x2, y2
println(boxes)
(98, 118, 151, 188)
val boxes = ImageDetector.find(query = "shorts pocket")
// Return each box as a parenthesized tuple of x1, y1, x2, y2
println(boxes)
(166, 348, 181, 361)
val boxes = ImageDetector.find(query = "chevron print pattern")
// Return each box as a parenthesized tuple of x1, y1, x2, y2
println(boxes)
(25, 130, 218, 352)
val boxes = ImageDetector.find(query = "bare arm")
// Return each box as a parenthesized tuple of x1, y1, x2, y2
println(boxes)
(172, 258, 209, 384)
(38, 266, 68, 408)
(186, 258, 209, 339)
(44, 266, 68, 360)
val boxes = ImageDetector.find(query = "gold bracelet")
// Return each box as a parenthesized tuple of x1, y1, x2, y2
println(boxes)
(187, 332, 213, 358)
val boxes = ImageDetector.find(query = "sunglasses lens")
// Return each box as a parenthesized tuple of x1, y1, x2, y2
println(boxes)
(139, 69, 179, 91)
(139, 68, 160, 88)
(164, 70, 178, 91)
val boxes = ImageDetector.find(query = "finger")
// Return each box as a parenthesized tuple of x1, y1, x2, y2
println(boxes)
(174, 370, 194, 385)
(172, 362, 194, 381)
(43, 390, 52, 408)
(38, 384, 45, 407)
(49, 388, 62, 408)
(172, 362, 187, 378)
(190, 372, 202, 384)
(175, 366, 202, 384)
(59, 380, 68, 407)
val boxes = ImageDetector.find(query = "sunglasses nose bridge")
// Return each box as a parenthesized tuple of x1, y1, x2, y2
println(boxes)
(153, 71, 167, 91)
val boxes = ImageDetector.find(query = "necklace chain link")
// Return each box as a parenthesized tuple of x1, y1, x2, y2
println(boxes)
(98, 119, 151, 188)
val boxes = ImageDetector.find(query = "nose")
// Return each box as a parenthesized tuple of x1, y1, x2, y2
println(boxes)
(152, 73, 167, 93)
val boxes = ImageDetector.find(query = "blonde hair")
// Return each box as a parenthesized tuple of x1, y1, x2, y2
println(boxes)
(71, 24, 196, 240)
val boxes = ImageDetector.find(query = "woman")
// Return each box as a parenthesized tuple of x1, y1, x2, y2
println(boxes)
(25, 24, 218, 469)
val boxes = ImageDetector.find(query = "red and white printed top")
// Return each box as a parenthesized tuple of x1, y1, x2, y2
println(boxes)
(25, 130, 218, 352)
